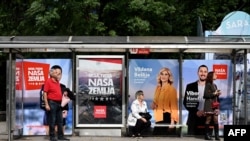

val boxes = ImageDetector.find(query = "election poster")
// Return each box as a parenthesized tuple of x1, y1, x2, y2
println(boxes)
(15, 59, 24, 134)
(76, 55, 124, 127)
(128, 59, 180, 135)
(182, 60, 233, 136)
(15, 59, 73, 135)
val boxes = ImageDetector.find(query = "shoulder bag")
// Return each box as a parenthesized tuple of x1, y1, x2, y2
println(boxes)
(139, 112, 152, 120)
(211, 97, 220, 109)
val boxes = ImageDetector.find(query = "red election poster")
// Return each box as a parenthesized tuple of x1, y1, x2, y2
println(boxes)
(22, 61, 50, 90)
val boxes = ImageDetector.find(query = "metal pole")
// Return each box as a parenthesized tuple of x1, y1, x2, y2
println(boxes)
(7, 49, 13, 141)
(125, 49, 129, 135)
(71, 50, 76, 135)
(178, 52, 183, 137)
(232, 50, 237, 124)
(244, 49, 248, 125)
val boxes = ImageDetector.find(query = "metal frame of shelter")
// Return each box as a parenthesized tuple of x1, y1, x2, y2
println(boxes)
(0, 36, 250, 140)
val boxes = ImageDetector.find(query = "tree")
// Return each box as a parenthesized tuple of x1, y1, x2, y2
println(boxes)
(1, 0, 250, 36)
(101, 0, 176, 35)
(13, 0, 107, 35)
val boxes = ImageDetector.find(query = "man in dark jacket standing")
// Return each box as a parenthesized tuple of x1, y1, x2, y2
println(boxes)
(183, 64, 208, 135)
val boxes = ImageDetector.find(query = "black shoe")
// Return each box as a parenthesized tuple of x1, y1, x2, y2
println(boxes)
(215, 135, 220, 140)
(204, 134, 212, 140)
(58, 137, 70, 141)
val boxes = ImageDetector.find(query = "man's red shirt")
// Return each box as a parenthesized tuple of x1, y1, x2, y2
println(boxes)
(44, 78, 62, 101)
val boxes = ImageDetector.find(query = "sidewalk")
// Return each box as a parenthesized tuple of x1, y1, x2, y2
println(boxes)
(0, 122, 224, 141)
(0, 136, 222, 141)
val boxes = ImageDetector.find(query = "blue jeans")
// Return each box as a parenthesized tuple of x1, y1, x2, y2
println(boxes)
(48, 100, 64, 139)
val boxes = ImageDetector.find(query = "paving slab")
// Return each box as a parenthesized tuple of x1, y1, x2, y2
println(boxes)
(0, 122, 224, 141)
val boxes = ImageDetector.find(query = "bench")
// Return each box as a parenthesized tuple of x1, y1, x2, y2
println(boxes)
(126, 123, 187, 137)
(153, 123, 187, 137)
(153, 123, 186, 127)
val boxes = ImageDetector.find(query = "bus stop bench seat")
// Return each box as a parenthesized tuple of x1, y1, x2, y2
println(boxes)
(127, 124, 187, 137)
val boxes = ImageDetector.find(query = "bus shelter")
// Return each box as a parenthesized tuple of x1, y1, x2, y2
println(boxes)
(0, 36, 250, 141)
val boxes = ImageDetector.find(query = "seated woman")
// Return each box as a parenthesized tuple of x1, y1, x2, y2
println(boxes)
(127, 90, 151, 138)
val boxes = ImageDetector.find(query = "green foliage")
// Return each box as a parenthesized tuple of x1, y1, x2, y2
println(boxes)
(0, 0, 249, 35)
(18, 0, 60, 35)
(102, 0, 176, 35)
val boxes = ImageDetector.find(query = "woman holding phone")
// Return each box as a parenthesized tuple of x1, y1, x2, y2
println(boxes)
(203, 71, 221, 140)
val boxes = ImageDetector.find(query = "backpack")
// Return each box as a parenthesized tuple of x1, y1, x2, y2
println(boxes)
(40, 84, 45, 110)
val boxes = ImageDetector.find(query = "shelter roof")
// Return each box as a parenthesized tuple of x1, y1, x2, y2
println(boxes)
(0, 36, 250, 53)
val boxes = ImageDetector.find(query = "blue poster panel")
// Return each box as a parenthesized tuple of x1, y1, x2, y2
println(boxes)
(15, 59, 73, 135)
(182, 60, 233, 136)
(128, 59, 180, 135)
(76, 55, 124, 127)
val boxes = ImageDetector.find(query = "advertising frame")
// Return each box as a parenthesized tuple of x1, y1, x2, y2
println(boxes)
(182, 60, 233, 136)
(75, 55, 125, 128)
(16, 59, 73, 135)
(128, 59, 181, 136)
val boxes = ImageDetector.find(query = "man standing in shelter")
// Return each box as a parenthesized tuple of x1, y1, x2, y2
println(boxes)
(44, 65, 70, 141)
